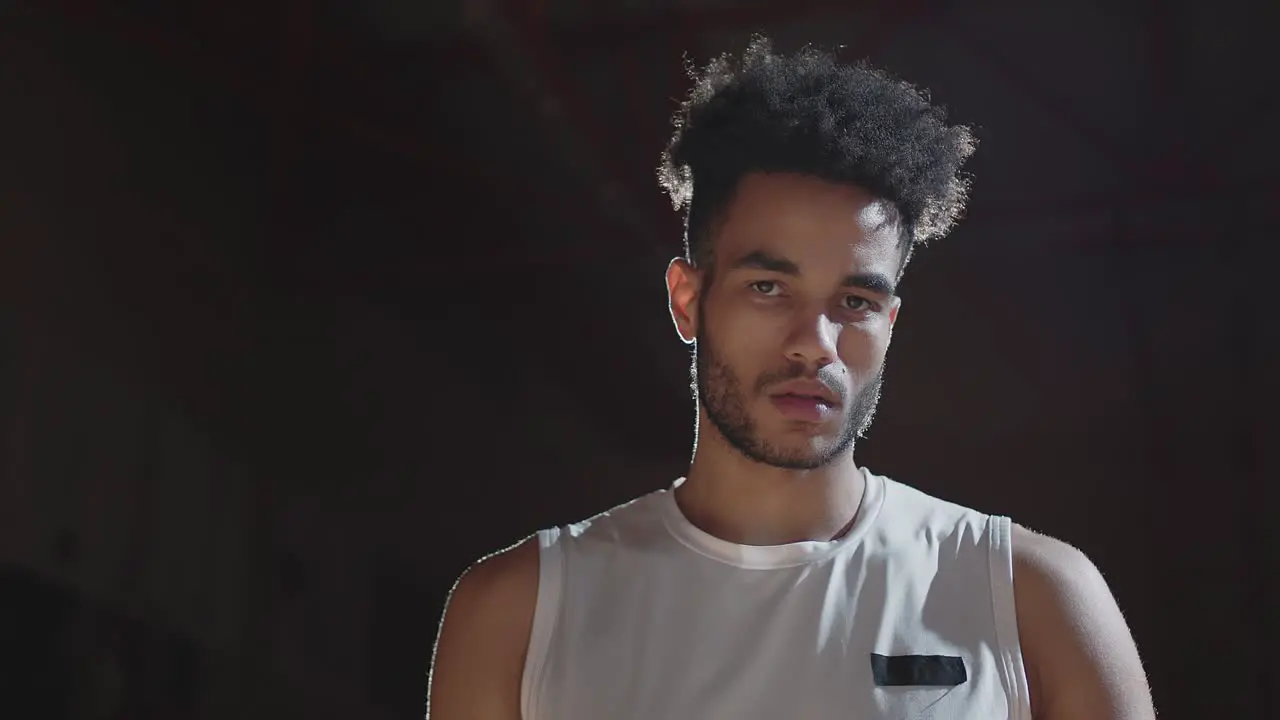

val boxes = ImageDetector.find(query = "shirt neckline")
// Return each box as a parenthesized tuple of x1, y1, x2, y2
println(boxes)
(658, 467, 886, 569)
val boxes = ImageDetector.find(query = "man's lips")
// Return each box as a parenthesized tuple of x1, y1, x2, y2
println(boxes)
(770, 393, 837, 422)
(769, 379, 841, 407)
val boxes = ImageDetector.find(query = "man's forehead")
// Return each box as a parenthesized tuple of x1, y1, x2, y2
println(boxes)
(726, 173, 900, 226)
(856, 198, 899, 233)
(716, 222, 902, 270)
(717, 185, 900, 242)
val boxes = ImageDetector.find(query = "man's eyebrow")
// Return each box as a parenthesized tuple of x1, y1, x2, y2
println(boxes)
(842, 272, 897, 297)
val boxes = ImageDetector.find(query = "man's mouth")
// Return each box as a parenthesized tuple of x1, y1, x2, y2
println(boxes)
(770, 393, 836, 421)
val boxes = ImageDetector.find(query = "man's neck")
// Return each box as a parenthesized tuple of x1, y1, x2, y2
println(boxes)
(677, 427, 866, 547)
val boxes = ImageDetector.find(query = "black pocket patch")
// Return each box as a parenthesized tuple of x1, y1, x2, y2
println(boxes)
(870, 653, 967, 687)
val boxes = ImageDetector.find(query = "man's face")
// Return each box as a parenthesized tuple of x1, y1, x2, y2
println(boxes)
(668, 172, 903, 469)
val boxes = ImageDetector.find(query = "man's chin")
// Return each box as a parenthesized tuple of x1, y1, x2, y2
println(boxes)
(759, 419, 856, 462)
(755, 445, 843, 471)
(760, 430, 844, 457)
(761, 412, 844, 438)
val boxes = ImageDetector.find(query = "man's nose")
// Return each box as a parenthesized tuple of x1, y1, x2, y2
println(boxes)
(783, 310, 839, 369)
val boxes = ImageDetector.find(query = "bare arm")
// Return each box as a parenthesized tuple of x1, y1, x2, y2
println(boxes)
(1013, 524, 1156, 720)
(427, 537, 540, 720)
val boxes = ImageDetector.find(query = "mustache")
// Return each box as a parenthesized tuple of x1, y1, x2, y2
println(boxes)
(754, 362, 845, 401)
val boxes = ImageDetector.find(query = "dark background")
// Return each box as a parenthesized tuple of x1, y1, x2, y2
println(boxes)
(1, 0, 1276, 717)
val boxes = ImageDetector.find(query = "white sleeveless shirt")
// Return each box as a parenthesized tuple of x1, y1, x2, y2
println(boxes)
(520, 469, 1033, 720)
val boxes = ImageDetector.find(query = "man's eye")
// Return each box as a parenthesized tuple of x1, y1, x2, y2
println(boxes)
(844, 295, 873, 311)
(750, 281, 781, 296)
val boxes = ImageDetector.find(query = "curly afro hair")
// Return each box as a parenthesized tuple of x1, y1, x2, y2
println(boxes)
(658, 36, 977, 278)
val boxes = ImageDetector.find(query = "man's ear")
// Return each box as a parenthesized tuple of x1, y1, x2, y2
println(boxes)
(666, 257, 702, 345)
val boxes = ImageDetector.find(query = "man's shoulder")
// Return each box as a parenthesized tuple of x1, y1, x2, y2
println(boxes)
(1009, 523, 1116, 624)
(434, 488, 671, 660)
(429, 537, 541, 717)
(1009, 524, 1156, 718)
(1009, 524, 1109, 638)
(1009, 522, 1118, 636)
(444, 536, 541, 634)
(1010, 523, 1096, 579)
(435, 535, 548, 660)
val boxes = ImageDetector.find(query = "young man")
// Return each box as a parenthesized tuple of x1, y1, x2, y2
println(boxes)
(429, 38, 1155, 719)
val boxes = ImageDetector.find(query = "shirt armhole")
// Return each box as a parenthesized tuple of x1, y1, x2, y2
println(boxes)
(520, 527, 563, 720)
(988, 514, 1033, 720)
